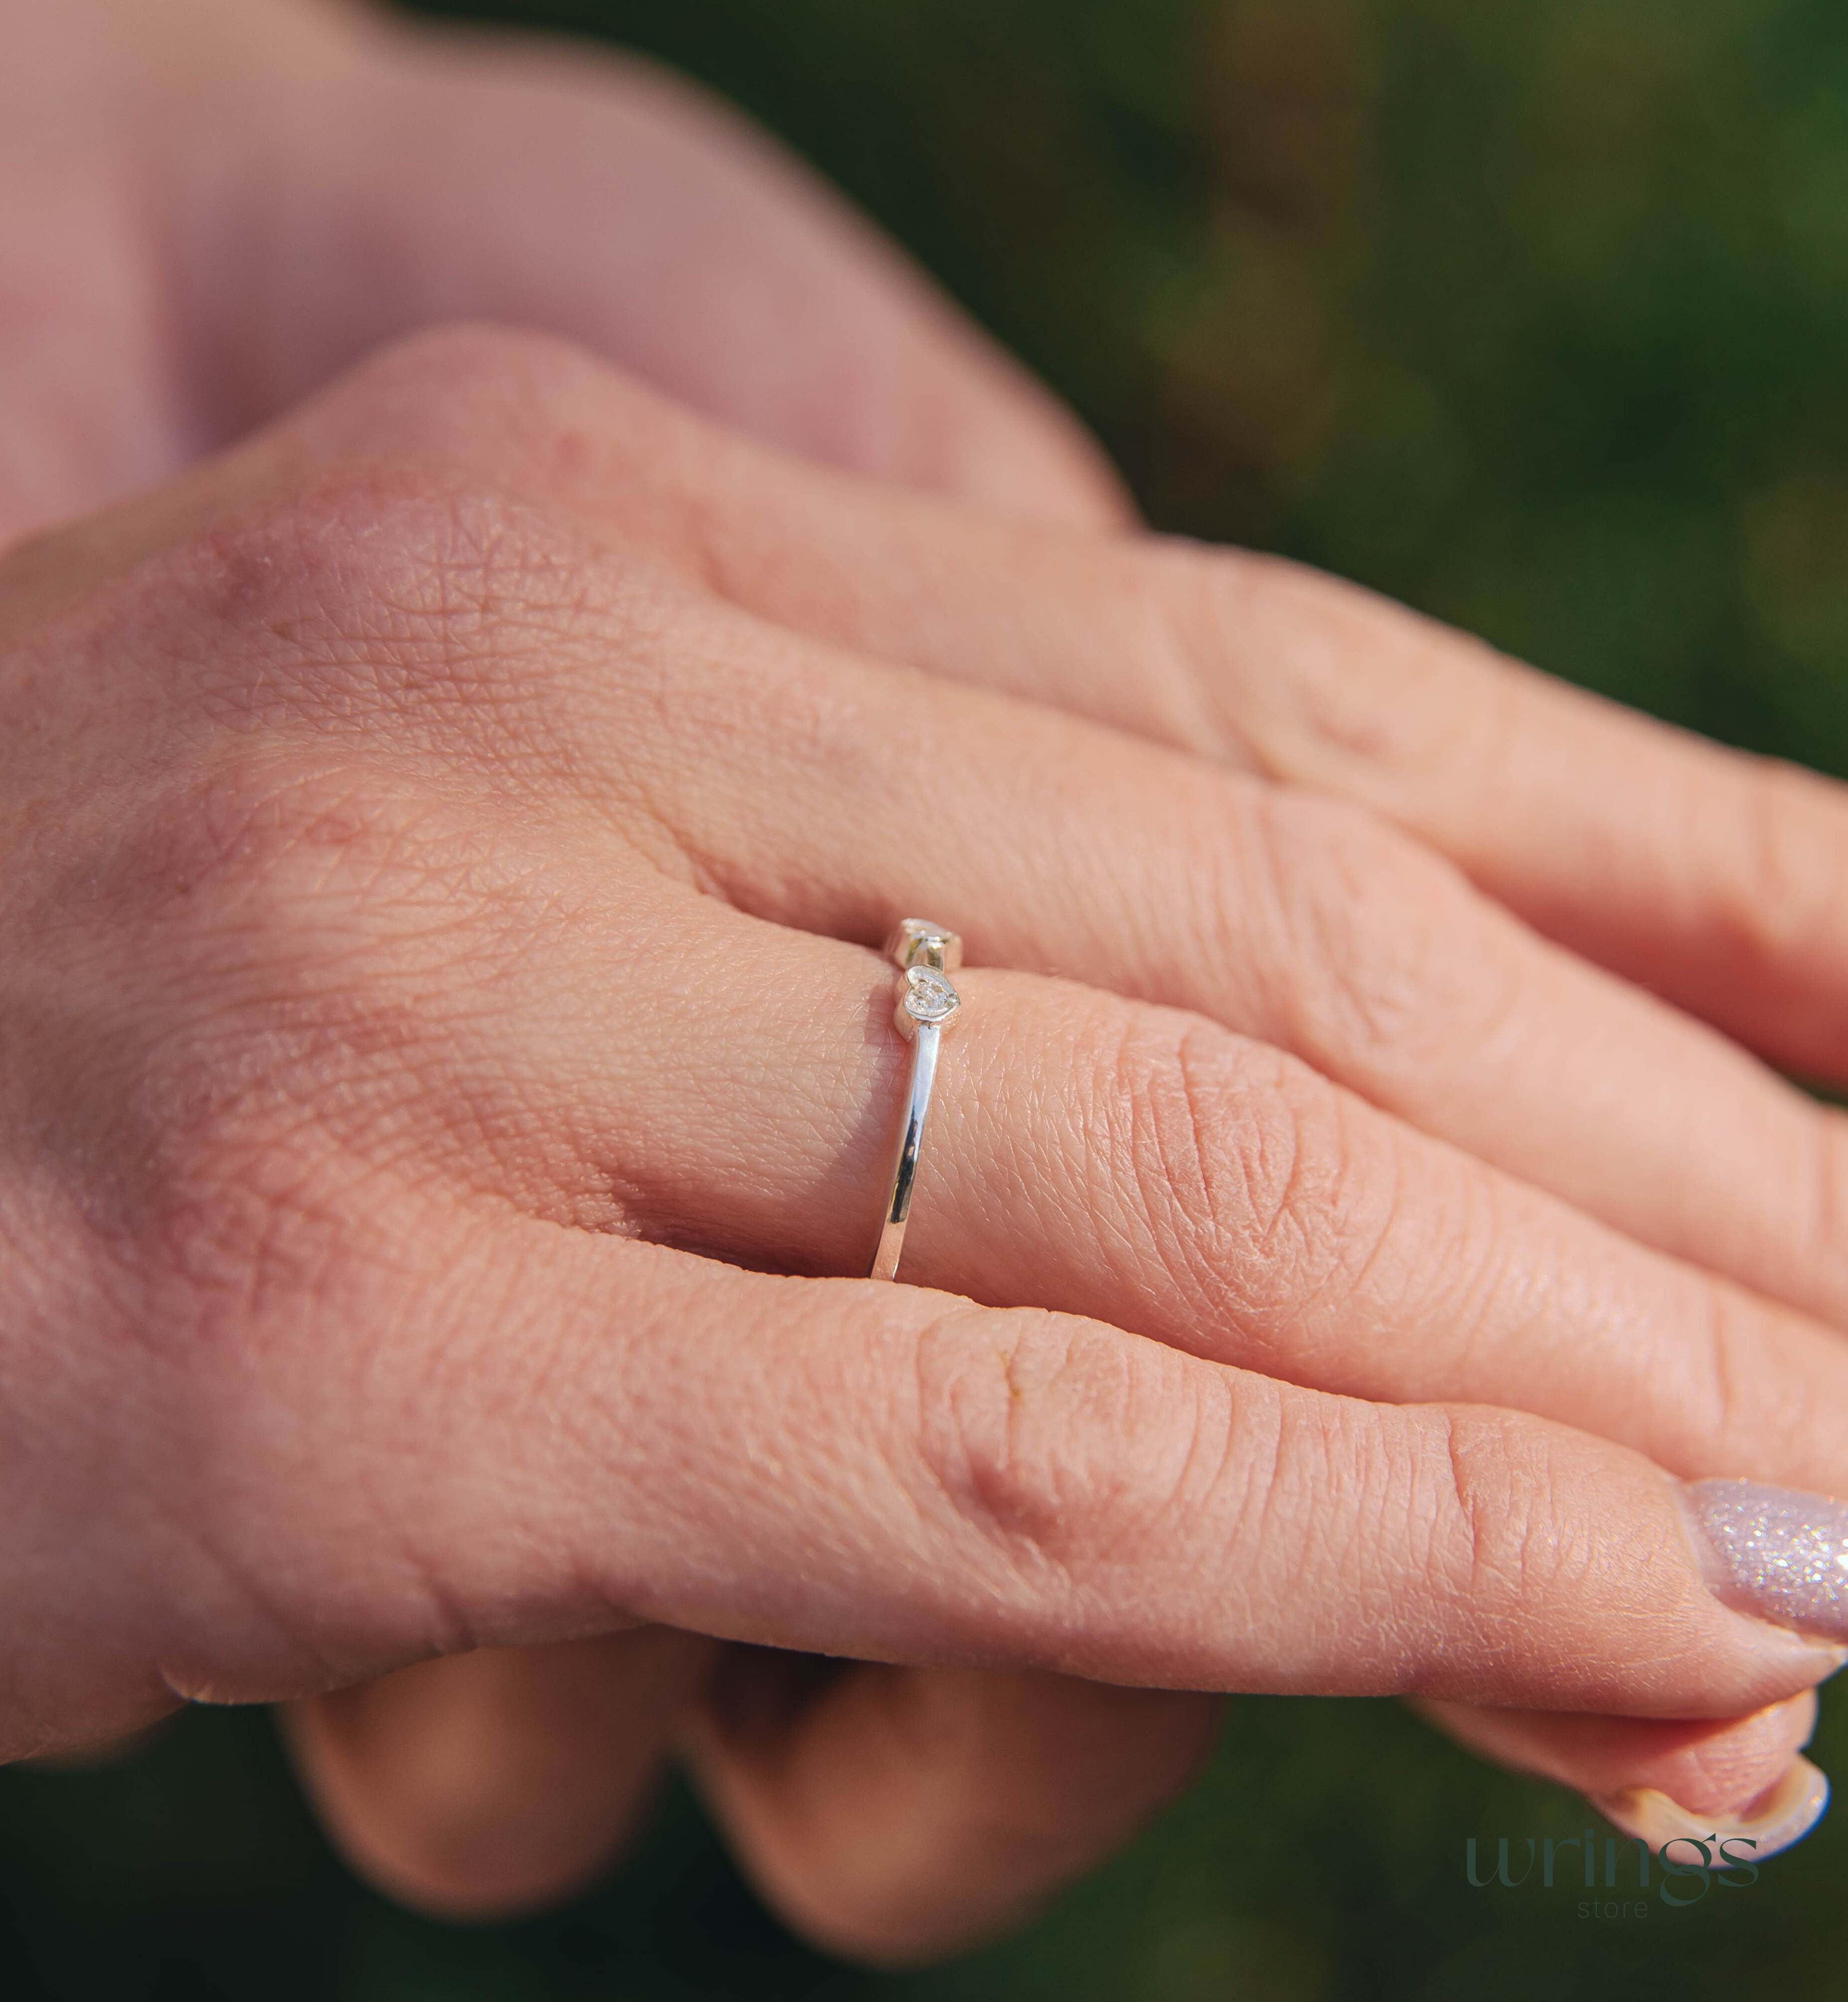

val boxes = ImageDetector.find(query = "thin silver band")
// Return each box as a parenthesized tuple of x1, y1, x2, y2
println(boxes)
(869, 920, 962, 1283)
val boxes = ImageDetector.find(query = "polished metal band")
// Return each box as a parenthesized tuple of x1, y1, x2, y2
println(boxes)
(869, 919, 963, 1283)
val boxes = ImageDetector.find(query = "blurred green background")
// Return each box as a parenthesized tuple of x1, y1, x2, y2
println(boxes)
(9, 0, 1848, 1996)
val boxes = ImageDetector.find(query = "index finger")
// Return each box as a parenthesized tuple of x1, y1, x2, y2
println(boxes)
(128, 1212, 1848, 1736)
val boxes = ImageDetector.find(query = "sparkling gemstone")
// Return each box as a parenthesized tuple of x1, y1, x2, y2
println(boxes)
(888, 918, 963, 972)
(904, 965, 960, 1022)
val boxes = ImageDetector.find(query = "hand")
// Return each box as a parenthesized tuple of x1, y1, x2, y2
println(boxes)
(4, 326, 1848, 1966)
(12, 0, 1848, 1964)
(0, 0, 1122, 553)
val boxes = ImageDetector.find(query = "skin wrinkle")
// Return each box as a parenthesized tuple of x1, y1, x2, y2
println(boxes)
(1109, 542, 1247, 765)
(1276, 797, 1534, 1090)
(913, 1307, 1080, 1568)
(904, 1311, 1222, 1683)
(1113, 1016, 1222, 1326)
(1212, 553, 1506, 793)
(1317, 1097, 1418, 1336)
(1156, 1365, 1246, 1658)
(1024, 1005, 1161, 1311)
(1693, 1285, 1832, 1485)
(1217, 1375, 1292, 1653)
(1288, 1399, 1386, 1673)
(1087, 1338, 1211, 1566)
(1218, 1048, 1317, 1289)
(1363, 613, 1531, 856)
(1433, 1410, 1497, 1644)
(1679, 1285, 1754, 1483)
(1361, 1134, 1525, 1393)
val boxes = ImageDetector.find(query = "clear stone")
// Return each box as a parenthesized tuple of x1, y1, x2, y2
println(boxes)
(888, 919, 963, 971)
(904, 966, 960, 1022)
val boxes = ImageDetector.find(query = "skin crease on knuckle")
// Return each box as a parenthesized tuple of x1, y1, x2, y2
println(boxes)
(903, 1298, 1454, 1699)
(1067, 997, 1496, 1394)
(1149, 535, 1516, 799)
(1236, 784, 1530, 1087)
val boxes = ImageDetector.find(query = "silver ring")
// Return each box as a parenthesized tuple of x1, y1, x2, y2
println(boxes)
(869, 919, 963, 1283)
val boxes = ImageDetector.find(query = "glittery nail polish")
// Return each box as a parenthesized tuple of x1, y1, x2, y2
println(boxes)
(1682, 1479, 1848, 1641)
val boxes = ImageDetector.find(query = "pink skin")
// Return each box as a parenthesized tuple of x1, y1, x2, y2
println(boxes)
(3, 0, 1847, 1963)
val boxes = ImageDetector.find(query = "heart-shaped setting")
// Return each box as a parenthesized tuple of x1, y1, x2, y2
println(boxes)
(903, 964, 961, 1024)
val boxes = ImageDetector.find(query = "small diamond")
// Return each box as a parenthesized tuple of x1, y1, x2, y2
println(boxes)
(903, 965, 960, 1023)
(888, 919, 963, 972)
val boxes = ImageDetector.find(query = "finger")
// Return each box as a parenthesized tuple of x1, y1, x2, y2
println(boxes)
(476, 883, 1848, 1511)
(151, 3, 1126, 525)
(1420, 1695, 1832, 1863)
(1420, 1692, 1820, 1822)
(301, 331, 1848, 1079)
(286, 1627, 1212, 1949)
(282, 1628, 719, 1919)
(164, 330, 1848, 1334)
(54, 392, 1848, 1550)
(128, 1205, 1846, 1733)
(491, 536, 1848, 1335)
(663, 427, 1848, 1080)
(689, 1659, 1218, 1965)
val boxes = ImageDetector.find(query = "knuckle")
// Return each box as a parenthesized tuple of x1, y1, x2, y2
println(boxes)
(315, 321, 668, 473)
(909, 1304, 1214, 1574)
(101, 746, 469, 960)
(174, 455, 685, 769)
(1087, 1011, 1252, 1295)
(184, 472, 600, 739)
(1425, 1406, 1579, 1614)
(1087, 1007, 1398, 1354)
(1151, 540, 1507, 783)
(1240, 786, 1526, 1078)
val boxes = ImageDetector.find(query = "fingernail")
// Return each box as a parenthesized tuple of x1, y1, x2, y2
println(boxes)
(1681, 1478, 1848, 1643)
(1592, 1755, 1830, 1863)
